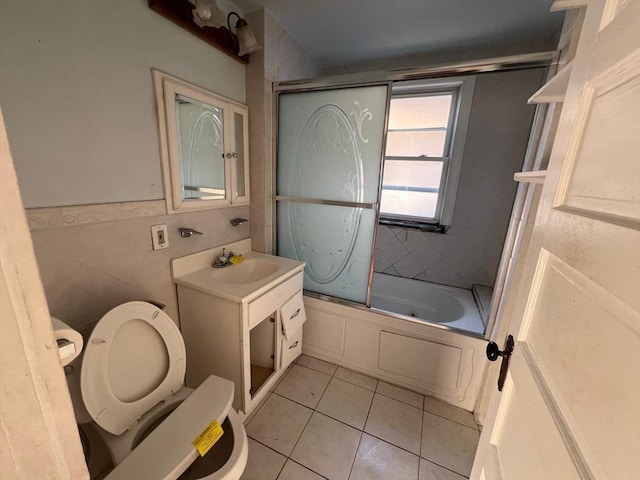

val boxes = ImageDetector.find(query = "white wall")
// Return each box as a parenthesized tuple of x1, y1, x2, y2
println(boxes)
(375, 69, 545, 289)
(0, 0, 245, 208)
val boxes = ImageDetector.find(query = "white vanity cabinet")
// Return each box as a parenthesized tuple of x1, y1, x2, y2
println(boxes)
(172, 244, 305, 416)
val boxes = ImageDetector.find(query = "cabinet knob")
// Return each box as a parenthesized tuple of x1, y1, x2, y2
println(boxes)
(226, 153, 232, 158)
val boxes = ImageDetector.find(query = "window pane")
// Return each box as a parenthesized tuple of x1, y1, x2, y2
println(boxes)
(388, 95, 453, 130)
(386, 130, 446, 157)
(380, 161, 443, 219)
(380, 190, 439, 219)
(382, 160, 443, 189)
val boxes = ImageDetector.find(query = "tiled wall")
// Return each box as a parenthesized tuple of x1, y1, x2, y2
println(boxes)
(375, 69, 545, 290)
(245, 10, 322, 254)
(27, 203, 249, 331)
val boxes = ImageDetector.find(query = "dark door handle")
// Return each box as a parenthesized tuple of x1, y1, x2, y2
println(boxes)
(486, 335, 514, 392)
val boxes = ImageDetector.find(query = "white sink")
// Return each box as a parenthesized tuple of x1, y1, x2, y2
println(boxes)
(213, 258, 280, 284)
(172, 241, 305, 303)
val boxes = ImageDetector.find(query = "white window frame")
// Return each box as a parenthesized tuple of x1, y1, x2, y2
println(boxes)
(380, 75, 475, 227)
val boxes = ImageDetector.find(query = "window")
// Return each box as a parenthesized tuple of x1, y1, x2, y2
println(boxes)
(379, 77, 475, 229)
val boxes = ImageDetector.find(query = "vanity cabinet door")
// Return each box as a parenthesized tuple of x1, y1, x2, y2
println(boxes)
(281, 328, 302, 369)
(280, 291, 305, 369)
(248, 313, 276, 399)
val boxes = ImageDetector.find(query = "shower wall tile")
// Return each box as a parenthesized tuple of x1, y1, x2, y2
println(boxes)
(382, 265, 400, 277)
(375, 227, 409, 264)
(374, 250, 391, 272)
(393, 255, 427, 279)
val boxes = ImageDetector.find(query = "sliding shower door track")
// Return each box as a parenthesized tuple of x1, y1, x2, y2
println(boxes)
(275, 195, 377, 210)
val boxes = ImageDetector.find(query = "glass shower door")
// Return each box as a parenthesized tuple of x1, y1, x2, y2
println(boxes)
(276, 86, 389, 304)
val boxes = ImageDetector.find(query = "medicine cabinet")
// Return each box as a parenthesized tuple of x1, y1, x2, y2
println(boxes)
(153, 70, 250, 213)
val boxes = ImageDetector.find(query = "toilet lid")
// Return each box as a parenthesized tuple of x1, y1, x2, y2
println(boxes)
(80, 301, 186, 435)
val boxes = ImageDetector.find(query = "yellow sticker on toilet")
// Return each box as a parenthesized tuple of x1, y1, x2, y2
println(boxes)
(192, 420, 224, 457)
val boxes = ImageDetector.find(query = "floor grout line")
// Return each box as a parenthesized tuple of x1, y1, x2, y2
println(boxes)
(296, 357, 478, 428)
(346, 378, 376, 480)
(422, 409, 479, 432)
(346, 430, 364, 480)
(248, 409, 471, 478)
(374, 390, 424, 411)
(361, 431, 422, 460)
(258, 357, 477, 479)
(285, 409, 317, 475)
(300, 356, 478, 426)
(420, 456, 472, 479)
(419, 403, 425, 462)
(286, 458, 330, 479)
(309, 410, 364, 435)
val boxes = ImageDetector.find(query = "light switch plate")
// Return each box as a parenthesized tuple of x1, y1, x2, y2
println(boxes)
(151, 224, 169, 250)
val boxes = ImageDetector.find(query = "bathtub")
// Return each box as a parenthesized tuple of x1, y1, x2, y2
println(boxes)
(370, 273, 485, 335)
(301, 292, 488, 411)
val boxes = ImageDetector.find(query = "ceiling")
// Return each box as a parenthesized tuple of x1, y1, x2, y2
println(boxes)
(233, 0, 564, 69)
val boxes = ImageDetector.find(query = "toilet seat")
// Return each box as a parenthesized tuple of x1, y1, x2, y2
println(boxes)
(98, 387, 195, 465)
(105, 375, 246, 480)
(81, 301, 186, 435)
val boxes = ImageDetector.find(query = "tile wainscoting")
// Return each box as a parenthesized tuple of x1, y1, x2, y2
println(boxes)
(26, 200, 250, 332)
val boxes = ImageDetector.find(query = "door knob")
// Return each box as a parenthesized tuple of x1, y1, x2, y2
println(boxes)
(486, 335, 514, 392)
(486, 335, 514, 361)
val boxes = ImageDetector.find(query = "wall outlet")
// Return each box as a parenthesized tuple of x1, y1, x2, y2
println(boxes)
(151, 224, 169, 250)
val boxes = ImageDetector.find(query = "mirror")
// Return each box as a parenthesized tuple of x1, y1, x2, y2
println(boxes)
(175, 93, 226, 200)
(153, 70, 249, 213)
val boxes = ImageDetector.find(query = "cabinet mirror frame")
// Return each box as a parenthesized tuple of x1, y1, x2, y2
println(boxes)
(152, 70, 250, 213)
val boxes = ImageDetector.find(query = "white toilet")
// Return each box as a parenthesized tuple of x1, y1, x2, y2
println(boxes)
(70, 301, 248, 479)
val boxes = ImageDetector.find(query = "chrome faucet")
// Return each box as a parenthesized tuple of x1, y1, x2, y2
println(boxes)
(179, 228, 203, 238)
(230, 218, 248, 226)
(212, 248, 234, 268)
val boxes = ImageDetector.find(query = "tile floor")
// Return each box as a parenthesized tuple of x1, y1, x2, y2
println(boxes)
(241, 355, 480, 480)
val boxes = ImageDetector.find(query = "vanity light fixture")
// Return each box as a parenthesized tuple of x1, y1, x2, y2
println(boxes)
(227, 12, 261, 56)
(192, 0, 225, 28)
(148, 0, 250, 63)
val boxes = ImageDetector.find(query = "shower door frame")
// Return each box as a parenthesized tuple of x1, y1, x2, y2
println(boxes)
(272, 51, 557, 335)
(274, 82, 393, 307)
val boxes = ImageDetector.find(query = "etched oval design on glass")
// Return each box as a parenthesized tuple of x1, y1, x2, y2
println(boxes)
(186, 110, 223, 187)
(176, 94, 225, 200)
(289, 105, 364, 284)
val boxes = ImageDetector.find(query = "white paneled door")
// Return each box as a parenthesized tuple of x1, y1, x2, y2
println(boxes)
(472, 0, 640, 479)
(0, 107, 89, 477)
